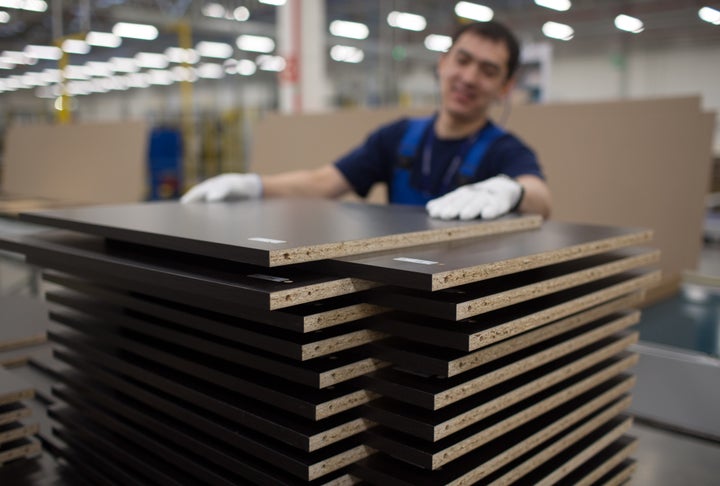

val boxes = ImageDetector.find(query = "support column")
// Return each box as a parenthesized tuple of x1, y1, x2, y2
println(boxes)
(278, 0, 328, 113)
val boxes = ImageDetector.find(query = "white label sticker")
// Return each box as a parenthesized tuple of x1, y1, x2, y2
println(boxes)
(248, 237, 286, 244)
(393, 257, 439, 266)
(247, 274, 293, 283)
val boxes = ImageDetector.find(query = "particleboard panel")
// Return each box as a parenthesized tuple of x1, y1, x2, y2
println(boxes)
(351, 381, 631, 484)
(363, 332, 638, 411)
(0, 296, 48, 351)
(47, 324, 375, 422)
(47, 290, 387, 387)
(20, 200, 541, 267)
(0, 403, 32, 427)
(371, 297, 643, 378)
(0, 343, 51, 369)
(371, 272, 659, 350)
(52, 343, 370, 454)
(43, 271, 387, 333)
(0, 367, 35, 406)
(53, 376, 371, 482)
(368, 248, 658, 320)
(2, 121, 148, 205)
(321, 221, 654, 291)
(2, 231, 378, 310)
(0, 437, 41, 465)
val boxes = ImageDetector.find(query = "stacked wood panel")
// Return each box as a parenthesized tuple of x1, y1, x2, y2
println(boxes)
(0, 199, 659, 484)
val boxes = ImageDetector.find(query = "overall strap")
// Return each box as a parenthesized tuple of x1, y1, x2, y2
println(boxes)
(397, 116, 434, 163)
(455, 123, 506, 184)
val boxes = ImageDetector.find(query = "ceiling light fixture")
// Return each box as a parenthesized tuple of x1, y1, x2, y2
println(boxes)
(236, 35, 275, 53)
(62, 39, 91, 55)
(134, 52, 169, 69)
(534, 0, 571, 12)
(387, 11, 427, 31)
(86, 31, 122, 48)
(24, 45, 62, 60)
(258, 0, 286, 5)
(330, 45, 364, 63)
(699, 6, 720, 25)
(424, 34, 452, 52)
(542, 21, 574, 40)
(614, 14, 644, 33)
(112, 22, 158, 41)
(195, 41, 233, 59)
(329, 20, 369, 40)
(256, 55, 286, 72)
(454, 2, 494, 22)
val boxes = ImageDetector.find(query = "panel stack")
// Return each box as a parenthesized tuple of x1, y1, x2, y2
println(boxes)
(0, 199, 659, 484)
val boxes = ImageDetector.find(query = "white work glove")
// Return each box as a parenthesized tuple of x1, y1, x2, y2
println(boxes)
(426, 175, 524, 220)
(180, 173, 263, 203)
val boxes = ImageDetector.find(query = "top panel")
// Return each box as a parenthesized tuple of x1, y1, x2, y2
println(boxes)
(20, 199, 541, 267)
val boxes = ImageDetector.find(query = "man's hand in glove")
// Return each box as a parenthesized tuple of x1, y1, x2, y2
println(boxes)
(425, 175, 524, 220)
(181, 173, 263, 203)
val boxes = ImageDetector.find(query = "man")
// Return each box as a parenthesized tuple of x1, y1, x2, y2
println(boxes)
(182, 21, 551, 220)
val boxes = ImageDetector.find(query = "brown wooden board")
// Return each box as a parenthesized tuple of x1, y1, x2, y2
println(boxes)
(370, 271, 659, 349)
(371, 294, 643, 377)
(0, 296, 48, 351)
(20, 199, 541, 267)
(0, 402, 32, 428)
(363, 365, 635, 469)
(50, 338, 370, 454)
(515, 429, 636, 486)
(44, 270, 388, 333)
(320, 221, 653, 290)
(1, 230, 379, 310)
(367, 249, 658, 320)
(0, 437, 41, 465)
(47, 319, 375, 422)
(0, 343, 51, 369)
(46, 290, 386, 366)
(0, 421, 40, 446)
(350, 379, 632, 484)
(0, 366, 35, 406)
(52, 381, 370, 482)
(362, 330, 638, 411)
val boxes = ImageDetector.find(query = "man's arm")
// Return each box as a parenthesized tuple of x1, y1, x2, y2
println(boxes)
(261, 164, 353, 199)
(516, 174, 552, 219)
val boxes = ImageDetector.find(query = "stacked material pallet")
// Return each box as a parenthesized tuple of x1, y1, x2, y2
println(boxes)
(0, 367, 41, 466)
(0, 199, 659, 484)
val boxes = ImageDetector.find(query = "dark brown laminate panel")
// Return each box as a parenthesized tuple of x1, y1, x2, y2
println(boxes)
(20, 199, 540, 266)
(321, 221, 653, 290)
(3, 230, 378, 310)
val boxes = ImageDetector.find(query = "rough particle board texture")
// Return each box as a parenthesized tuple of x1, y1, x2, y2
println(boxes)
(2, 230, 378, 310)
(20, 199, 541, 266)
(322, 221, 654, 291)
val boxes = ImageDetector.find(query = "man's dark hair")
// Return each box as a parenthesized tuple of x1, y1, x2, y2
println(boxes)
(450, 21, 521, 80)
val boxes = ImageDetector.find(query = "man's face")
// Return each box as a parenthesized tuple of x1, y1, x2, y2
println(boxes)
(437, 32, 513, 123)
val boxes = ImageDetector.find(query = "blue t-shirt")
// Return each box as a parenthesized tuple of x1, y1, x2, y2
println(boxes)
(334, 117, 544, 202)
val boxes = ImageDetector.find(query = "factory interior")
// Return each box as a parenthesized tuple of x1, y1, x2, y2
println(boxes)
(0, 0, 718, 484)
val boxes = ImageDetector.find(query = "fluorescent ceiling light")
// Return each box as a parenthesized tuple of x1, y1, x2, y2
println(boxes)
(22, 0, 46, 11)
(699, 6, 720, 25)
(171, 66, 197, 82)
(542, 21, 574, 40)
(85, 61, 114, 77)
(125, 72, 150, 88)
(62, 39, 90, 54)
(165, 47, 199, 64)
(330, 45, 364, 63)
(112, 22, 158, 40)
(1, 50, 35, 65)
(258, 0, 286, 5)
(534, 0, 571, 12)
(195, 41, 233, 59)
(233, 7, 249, 21)
(454, 2, 494, 22)
(86, 31, 121, 48)
(25, 45, 62, 60)
(236, 35, 275, 53)
(64, 65, 91, 80)
(424, 34, 452, 52)
(0, 61, 14, 69)
(202, 3, 225, 18)
(236, 59, 257, 76)
(21, 72, 48, 86)
(0, 11, 10, 23)
(110, 57, 139, 73)
(256, 55, 286, 72)
(329, 20, 369, 40)
(614, 14, 644, 33)
(135, 52, 169, 69)
(387, 11, 426, 31)
(147, 69, 174, 85)
(197, 63, 225, 79)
